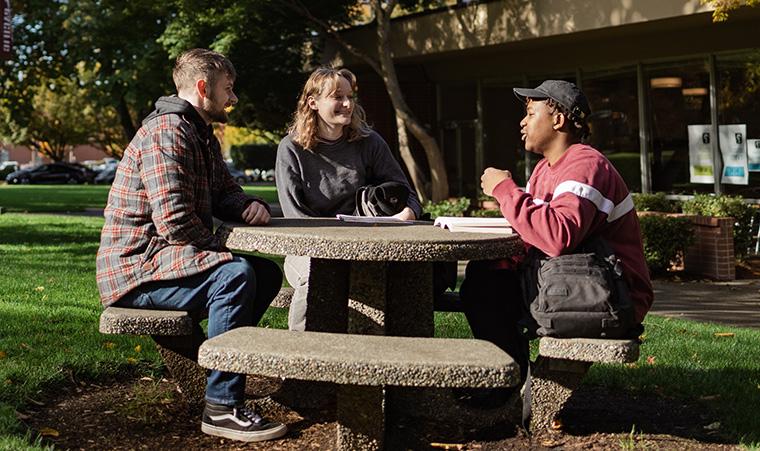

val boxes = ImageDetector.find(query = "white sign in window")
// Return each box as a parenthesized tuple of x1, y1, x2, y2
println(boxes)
(687, 124, 749, 185)
(747, 139, 760, 172)
(719, 124, 748, 185)
(687, 125, 715, 184)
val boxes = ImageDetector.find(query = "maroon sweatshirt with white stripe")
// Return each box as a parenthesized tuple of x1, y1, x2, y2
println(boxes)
(492, 143, 653, 323)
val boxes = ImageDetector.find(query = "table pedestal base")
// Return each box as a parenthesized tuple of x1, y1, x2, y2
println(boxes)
(337, 385, 384, 451)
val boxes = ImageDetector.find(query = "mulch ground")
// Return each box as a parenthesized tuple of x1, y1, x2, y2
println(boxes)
(20, 374, 739, 450)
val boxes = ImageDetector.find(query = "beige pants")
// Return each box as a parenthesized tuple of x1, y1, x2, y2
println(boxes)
(283, 255, 310, 331)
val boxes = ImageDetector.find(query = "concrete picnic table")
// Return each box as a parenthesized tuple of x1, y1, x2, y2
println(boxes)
(214, 218, 523, 448)
(217, 217, 523, 336)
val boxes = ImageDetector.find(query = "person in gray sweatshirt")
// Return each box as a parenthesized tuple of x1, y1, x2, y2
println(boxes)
(275, 67, 422, 331)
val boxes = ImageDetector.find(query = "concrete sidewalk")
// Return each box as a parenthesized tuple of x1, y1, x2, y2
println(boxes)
(650, 278, 760, 328)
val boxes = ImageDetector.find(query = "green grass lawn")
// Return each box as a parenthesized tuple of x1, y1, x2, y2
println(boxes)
(0, 184, 279, 213)
(0, 213, 759, 448)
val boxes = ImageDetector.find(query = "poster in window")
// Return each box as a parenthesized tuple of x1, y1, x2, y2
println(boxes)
(747, 139, 760, 172)
(719, 124, 748, 185)
(687, 125, 715, 184)
(0, 0, 10, 60)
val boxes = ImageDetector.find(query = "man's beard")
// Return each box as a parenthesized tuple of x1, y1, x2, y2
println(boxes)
(203, 95, 228, 123)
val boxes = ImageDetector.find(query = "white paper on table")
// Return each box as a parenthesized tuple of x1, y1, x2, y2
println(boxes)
(335, 214, 408, 224)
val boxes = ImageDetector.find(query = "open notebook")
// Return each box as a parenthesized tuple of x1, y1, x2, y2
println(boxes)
(433, 216, 512, 234)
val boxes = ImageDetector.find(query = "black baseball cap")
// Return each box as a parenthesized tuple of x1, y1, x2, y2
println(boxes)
(513, 80, 590, 123)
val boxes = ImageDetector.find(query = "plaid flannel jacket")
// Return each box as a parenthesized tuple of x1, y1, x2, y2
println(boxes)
(96, 97, 268, 306)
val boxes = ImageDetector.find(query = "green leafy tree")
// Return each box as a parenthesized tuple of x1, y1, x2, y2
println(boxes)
(2, 0, 172, 145)
(0, 65, 123, 161)
(157, 0, 359, 134)
(703, 0, 760, 21)
(55, 0, 173, 139)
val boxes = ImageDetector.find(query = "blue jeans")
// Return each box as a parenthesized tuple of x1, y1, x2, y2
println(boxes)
(115, 255, 282, 405)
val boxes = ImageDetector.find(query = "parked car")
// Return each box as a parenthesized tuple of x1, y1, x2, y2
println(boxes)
(260, 169, 275, 182)
(247, 168, 262, 182)
(0, 161, 19, 180)
(5, 162, 96, 185)
(225, 161, 250, 184)
(94, 166, 117, 184)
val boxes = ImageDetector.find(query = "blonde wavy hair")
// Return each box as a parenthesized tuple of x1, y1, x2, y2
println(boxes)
(288, 67, 372, 151)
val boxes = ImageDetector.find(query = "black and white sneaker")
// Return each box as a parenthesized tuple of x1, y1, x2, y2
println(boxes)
(201, 402, 287, 442)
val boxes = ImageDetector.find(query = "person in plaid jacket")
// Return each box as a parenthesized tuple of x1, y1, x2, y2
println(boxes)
(96, 49, 287, 443)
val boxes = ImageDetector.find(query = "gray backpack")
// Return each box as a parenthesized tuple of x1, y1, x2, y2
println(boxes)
(520, 236, 636, 338)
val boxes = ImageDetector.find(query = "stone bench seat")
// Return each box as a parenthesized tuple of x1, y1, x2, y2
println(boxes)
(99, 306, 194, 336)
(531, 336, 640, 431)
(198, 326, 519, 450)
(538, 336, 640, 363)
(198, 327, 519, 388)
(99, 305, 206, 404)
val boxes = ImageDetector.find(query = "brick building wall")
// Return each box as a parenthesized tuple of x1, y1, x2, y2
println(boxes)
(0, 143, 109, 167)
(683, 216, 735, 281)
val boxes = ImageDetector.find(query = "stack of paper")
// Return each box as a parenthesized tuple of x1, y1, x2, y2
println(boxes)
(433, 216, 512, 234)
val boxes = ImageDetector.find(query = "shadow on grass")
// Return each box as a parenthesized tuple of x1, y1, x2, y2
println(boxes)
(0, 218, 101, 245)
(575, 365, 760, 444)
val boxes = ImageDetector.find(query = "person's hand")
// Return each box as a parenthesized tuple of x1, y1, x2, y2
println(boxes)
(241, 201, 271, 225)
(481, 167, 512, 196)
(392, 206, 416, 221)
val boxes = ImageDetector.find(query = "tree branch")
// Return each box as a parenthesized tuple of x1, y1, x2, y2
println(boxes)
(281, 0, 383, 74)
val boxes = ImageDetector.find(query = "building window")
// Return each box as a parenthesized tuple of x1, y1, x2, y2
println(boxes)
(645, 59, 712, 194)
(482, 82, 525, 186)
(717, 51, 760, 197)
(438, 83, 479, 196)
(583, 68, 641, 191)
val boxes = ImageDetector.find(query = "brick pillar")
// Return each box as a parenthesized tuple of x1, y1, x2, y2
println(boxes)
(683, 216, 735, 281)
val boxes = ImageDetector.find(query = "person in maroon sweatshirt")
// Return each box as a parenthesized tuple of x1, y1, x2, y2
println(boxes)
(460, 80, 652, 400)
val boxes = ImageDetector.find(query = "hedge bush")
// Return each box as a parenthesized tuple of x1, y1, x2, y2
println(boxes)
(632, 192, 679, 213)
(681, 194, 755, 260)
(422, 197, 470, 219)
(638, 214, 695, 274)
(470, 208, 504, 218)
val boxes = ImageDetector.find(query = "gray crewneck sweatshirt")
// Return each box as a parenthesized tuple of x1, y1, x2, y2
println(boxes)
(276, 130, 422, 218)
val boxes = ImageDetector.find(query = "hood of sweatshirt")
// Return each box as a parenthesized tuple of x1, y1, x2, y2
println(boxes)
(143, 95, 212, 139)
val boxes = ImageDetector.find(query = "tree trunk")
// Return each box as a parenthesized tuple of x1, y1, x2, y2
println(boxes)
(395, 115, 427, 202)
(117, 94, 137, 142)
(374, 2, 449, 202)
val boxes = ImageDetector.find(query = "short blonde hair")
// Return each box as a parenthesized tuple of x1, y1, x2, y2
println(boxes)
(288, 67, 372, 151)
(172, 48, 236, 93)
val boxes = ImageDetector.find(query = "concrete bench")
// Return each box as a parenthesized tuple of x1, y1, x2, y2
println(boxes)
(198, 327, 520, 451)
(531, 336, 640, 431)
(99, 306, 207, 405)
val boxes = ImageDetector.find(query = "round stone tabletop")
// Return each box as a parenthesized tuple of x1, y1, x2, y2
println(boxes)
(219, 218, 523, 262)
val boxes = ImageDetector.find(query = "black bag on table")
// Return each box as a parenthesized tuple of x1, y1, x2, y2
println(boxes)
(354, 181, 409, 217)
(520, 236, 637, 339)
